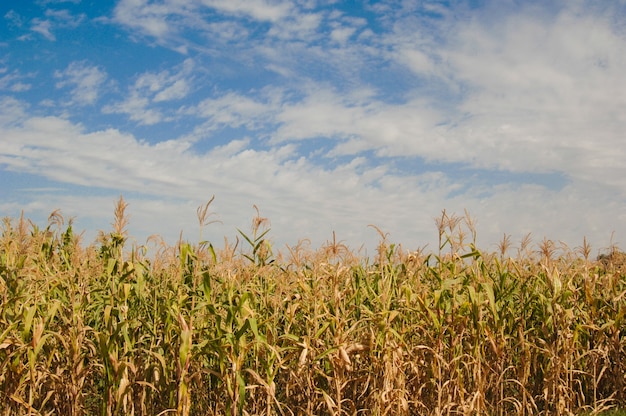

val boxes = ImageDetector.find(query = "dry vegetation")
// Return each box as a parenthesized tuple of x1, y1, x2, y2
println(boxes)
(1, 197, 625, 415)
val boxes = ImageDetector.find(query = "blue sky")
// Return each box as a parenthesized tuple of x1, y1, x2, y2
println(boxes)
(1, 0, 625, 255)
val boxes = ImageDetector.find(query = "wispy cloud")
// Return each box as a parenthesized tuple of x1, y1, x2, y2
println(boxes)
(55, 61, 107, 105)
(31, 18, 55, 40)
(36, 0, 82, 4)
(0, 96, 28, 126)
(28, 8, 86, 40)
(111, 0, 219, 52)
(4, 10, 25, 28)
(1, 0, 625, 252)
(0, 68, 32, 92)
(203, 0, 293, 22)
(103, 1, 626, 198)
(113, 0, 177, 39)
(190, 90, 280, 131)
(2, 88, 625, 250)
(433, 4, 626, 189)
(102, 59, 194, 124)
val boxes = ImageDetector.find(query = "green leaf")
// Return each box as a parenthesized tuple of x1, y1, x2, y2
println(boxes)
(22, 305, 37, 341)
(481, 282, 497, 321)
(315, 322, 331, 339)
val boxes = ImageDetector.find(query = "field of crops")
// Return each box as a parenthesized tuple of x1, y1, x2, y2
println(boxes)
(1, 197, 625, 415)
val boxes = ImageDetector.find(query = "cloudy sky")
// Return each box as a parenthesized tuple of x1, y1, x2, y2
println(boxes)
(1, 0, 625, 255)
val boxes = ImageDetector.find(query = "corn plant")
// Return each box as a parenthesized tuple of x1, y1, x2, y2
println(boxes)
(1, 205, 626, 415)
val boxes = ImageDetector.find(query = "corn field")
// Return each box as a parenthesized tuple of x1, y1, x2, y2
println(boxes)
(1, 197, 625, 415)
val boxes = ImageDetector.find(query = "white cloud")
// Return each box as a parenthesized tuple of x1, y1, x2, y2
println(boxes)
(102, 59, 194, 124)
(133, 58, 195, 96)
(31, 19, 55, 40)
(330, 26, 355, 44)
(113, 0, 176, 39)
(0, 70, 32, 93)
(315, 1, 622, 197)
(10, 83, 31, 92)
(0, 96, 28, 128)
(202, 0, 293, 22)
(45, 9, 85, 26)
(55, 61, 107, 105)
(154, 79, 189, 102)
(272, 87, 441, 157)
(266, 10, 322, 40)
(202, 20, 250, 43)
(2, 1, 626, 254)
(398, 48, 436, 76)
(325, 11, 366, 45)
(37, 0, 82, 4)
(103, 94, 165, 125)
(111, 0, 287, 50)
(1, 94, 624, 252)
(435, 5, 626, 190)
(111, 0, 324, 55)
(192, 91, 277, 129)
(5, 10, 25, 28)
(28, 9, 86, 40)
